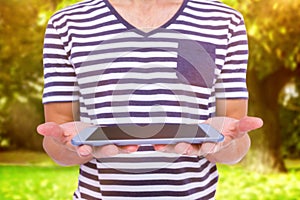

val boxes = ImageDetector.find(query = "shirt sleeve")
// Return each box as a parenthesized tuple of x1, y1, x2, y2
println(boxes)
(215, 15, 249, 99)
(42, 18, 79, 104)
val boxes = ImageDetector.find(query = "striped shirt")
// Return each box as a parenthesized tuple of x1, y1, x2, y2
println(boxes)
(43, 0, 249, 199)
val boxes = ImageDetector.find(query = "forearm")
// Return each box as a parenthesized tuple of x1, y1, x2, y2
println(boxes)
(41, 102, 91, 166)
(205, 134, 250, 164)
(209, 99, 250, 164)
(43, 136, 93, 166)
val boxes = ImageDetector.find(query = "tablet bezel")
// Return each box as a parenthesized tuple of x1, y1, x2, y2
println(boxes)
(71, 124, 224, 146)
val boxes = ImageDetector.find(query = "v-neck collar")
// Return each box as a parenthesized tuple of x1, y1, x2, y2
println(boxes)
(103, 0, 188, 37)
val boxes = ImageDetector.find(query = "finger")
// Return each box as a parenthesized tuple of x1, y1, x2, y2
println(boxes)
(91, 144, 120, 158)
(199, 142, 219, 156)
(199, 134, 235, 156)
(154, 143, 200, 156)
(77, 145, 93, 157)
(60, 122, 91, 137)
(37, 122, 63, 138)
(118, 145, 140, 153)
(153, 144, 176, 153)
(153, 144, 167, 151)
(77, 144, 139, 158)
(174, 142, 194, 155)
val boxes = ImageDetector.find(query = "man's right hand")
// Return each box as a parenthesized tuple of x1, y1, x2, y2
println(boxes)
(37, 122, 139, 165)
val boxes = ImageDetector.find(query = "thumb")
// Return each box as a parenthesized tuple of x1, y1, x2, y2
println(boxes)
(237, 117, 263, 133)
(37, 122, 64, 138)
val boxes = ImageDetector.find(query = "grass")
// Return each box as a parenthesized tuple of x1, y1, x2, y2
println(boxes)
(0, 165, 78, 200)
(0, 151, 300, 200)
(216, 164, 300, 200)
(0, 150, 78, 200)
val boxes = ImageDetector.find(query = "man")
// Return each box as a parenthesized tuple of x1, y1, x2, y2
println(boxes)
(37, 0, 263, 199)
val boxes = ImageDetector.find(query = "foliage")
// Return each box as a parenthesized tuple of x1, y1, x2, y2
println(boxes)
(0, 0, 59, 150)
(5, 100, 44, 150)
(280, 109, 300, 159)
(0, 163, 299, 200)
(222, 0, 300, 171)
(0, 0, 47, 101)
(56, 0, 82, 9)
(0, 0, 81, 151)
(279, 78, 300, 159)
(223, 0, 300, 78)
(245, 0, 300, 160)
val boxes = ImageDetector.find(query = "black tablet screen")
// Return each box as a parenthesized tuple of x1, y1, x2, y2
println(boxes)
(86, 124, 208, 141)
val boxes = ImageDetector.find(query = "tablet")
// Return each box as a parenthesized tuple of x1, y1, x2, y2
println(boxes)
(71, 124, 224, 146)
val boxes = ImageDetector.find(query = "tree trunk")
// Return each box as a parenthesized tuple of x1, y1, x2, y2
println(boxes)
(245, 101, 287, 173)
(242, 70, 288, 173)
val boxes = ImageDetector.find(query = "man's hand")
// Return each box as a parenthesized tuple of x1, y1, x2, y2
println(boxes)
(37, 122, 139, 162)
(154, 116, 263, 164)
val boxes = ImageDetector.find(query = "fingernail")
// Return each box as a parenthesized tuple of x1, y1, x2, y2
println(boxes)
(64, 132, 71, 137)
(79, 147, 91, 156)
(183, 150, 189, 155)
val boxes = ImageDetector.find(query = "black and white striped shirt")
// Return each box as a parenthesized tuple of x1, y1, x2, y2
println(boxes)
(43, 0, 248, 199)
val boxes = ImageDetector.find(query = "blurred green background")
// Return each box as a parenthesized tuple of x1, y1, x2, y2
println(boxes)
(0, 0, 300, 199)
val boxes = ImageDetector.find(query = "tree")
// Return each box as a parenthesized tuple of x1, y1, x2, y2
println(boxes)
(0, 0, 61, 150)
(0, 0, 82, 150)
(223, 0, 300, 172)
(279, 78, 300, 159)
